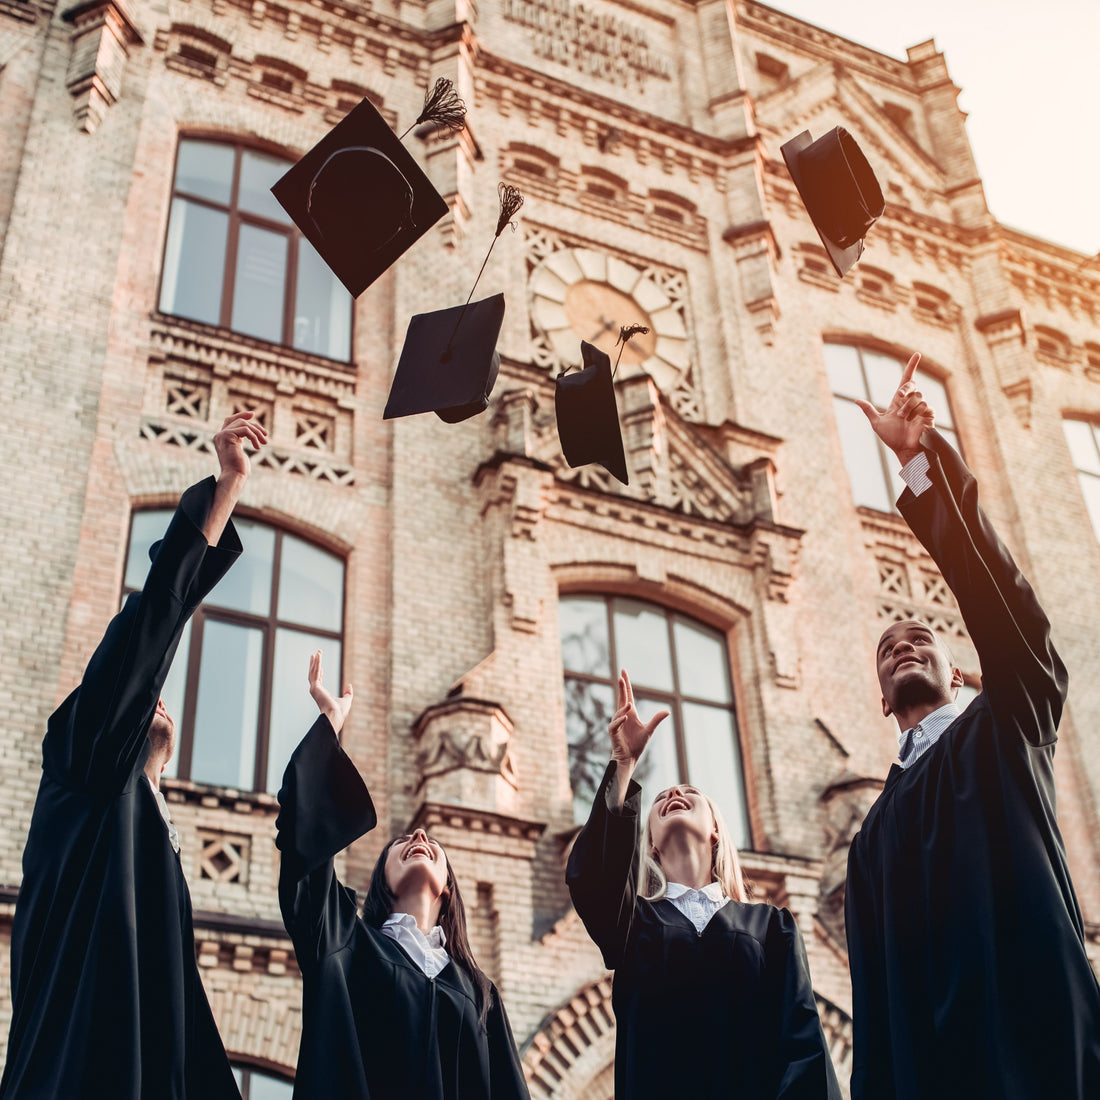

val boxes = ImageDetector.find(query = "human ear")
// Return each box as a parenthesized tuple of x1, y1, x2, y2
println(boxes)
(881, 696, 892, 719)
(950, 667, 965, 694)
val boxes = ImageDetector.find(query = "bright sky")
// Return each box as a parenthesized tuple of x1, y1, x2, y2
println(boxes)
(770, 0, 1100, 257)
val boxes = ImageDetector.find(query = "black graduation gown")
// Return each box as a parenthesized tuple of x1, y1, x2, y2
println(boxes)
(1, 478, 243, 1100)
(275, 715, 531, 1100)
(566, 761, 841, 1100)
(844, 431, 1100, 1100)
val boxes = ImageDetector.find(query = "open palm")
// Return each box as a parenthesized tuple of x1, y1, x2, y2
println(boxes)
(308, 650, 353, 735)
(609, 670, 669, 766)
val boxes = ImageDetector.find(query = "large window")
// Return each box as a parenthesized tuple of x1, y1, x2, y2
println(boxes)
(1062, 418, 1100, 538)
(124, 512, 345, 793)
(160, 138, 352, 361)
(233, 1066, 293, 1098)
(826, 343, 960, 513)
(559, 595, 750, 848)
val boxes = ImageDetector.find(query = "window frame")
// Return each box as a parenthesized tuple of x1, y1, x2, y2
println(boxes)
(122, 509, 346, 793)
(826, 340, 962, 515)
(158, 136, 353, 362)
(1062, 415, 1100, 539)
(559, 593, 752, 847)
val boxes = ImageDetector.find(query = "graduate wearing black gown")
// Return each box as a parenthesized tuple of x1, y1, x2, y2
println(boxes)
(276, 652, 530, 1100)
(567, 670, 841, 1100)
(844, 355, 1100, 1099)
(1, 412, 266, 1100)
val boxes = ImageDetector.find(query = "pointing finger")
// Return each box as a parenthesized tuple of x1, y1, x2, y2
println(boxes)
(899, 352, 920, 388)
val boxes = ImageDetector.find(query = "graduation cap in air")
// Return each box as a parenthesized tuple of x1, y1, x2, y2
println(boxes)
(781, 126, 885, 278)
(271, 79, 467, 297)
(553, 327, 647, 486)
(384, 184, 525, 423)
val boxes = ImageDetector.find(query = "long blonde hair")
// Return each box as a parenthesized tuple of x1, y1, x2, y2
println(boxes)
(639, 791, 749, 903)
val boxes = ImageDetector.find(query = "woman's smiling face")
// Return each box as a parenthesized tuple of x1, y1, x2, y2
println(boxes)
(384, 829, 450, 898)
(647, 785, 715, 853)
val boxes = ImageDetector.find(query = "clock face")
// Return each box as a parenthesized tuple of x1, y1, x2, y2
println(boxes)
(529, 247, 690, 390)
(562, 281, 657, 366)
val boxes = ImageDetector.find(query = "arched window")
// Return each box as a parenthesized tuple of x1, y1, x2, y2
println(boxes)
(1062, 417, 1100, 537)
(232, 1065, 294, 1098)
(825, 342, 960, 513)
(123, 511, 346, 793)
(159, 137, 353, 361)
(559, 595, 750, 848)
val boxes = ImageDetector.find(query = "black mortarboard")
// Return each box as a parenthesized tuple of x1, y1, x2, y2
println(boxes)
(383, 294, 505, 422)
(383, 183, 525, 423)
(271, 82, 466, 297)
(781, 126, 885, 278)
(554, 340, 629, 485)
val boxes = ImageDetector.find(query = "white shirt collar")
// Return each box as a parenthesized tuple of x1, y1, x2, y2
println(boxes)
(665, 881, 725, 901)
(380, 912, 451, 979)
(382, 911, 448, 949)
(145, 776, 180, 853)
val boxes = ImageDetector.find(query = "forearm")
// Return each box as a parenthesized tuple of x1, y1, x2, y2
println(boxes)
(201, 472, 247, 546)
(611, 756, 636, 811)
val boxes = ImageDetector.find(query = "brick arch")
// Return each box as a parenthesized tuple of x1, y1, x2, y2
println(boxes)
(208, 983, 301, 1077)
(522, 976, 615, 1100)
(522, 977, 853, 1097)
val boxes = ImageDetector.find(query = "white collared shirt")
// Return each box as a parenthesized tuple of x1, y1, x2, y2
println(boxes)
(146, 777, 180, 853)
(381, 912, 451, 978)
(898, 701, 961, 768)
(664, 881, 730, 933)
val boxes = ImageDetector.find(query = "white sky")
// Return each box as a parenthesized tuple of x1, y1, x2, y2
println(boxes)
(769, 0, 1100, 257)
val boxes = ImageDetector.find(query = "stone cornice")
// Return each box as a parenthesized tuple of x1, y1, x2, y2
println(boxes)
(408, 801, 546, 843)
(736, 0, 916, 91)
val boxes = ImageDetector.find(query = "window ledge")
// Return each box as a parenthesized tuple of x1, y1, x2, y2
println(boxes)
(150, 313, 356, 376)
(163, 777, 279, 814)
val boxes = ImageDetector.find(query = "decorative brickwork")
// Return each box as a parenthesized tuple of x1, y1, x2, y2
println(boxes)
(1, 1, 1099, 1096)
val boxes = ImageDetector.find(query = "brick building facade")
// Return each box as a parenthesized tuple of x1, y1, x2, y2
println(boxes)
(1, 0, 1098, 1094)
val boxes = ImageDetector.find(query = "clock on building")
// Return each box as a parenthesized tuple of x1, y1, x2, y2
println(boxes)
(529, 247, 690, 392)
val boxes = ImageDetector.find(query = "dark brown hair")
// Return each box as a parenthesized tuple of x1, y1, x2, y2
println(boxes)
(361, 834, 493, 1026)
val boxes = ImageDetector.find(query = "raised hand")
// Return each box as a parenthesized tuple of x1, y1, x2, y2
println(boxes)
(308, 650, 354, 736)
(609, 670, 669, 768)
(212, 410, 268, 484)
(855, 352, 934, 466)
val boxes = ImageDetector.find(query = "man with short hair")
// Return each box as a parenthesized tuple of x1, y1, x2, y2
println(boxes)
(844, 355, 1100, 1099)
(1, 412, 266, 1099)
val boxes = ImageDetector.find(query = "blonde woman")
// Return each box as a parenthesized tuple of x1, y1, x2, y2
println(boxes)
(566, 670, 840, 1099)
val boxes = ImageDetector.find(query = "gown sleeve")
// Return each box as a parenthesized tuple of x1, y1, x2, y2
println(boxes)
(485, 983, 532, 1100)
(897, 429, 1067, 747)
(565, 760, 641, 970)
(765, 908, 842, 1100)
(42, 476, 241, 795)
(843, 839, 889, 1100)
(276, 714, 377, 966)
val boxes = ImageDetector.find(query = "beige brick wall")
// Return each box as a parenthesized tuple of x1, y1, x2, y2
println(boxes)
(1, 1, 1097, 1094)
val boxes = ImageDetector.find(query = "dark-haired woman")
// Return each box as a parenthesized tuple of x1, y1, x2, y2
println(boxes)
(276, 652, 530, 1100)
(567, 670, 841, 1100)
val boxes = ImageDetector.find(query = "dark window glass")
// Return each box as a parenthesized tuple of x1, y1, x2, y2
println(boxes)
(825, 343, 960, 513)
(1062, 418, 1100, 537)
(559, 595, 750, 847)
(123, 512, 345, 793)
(160, 138, 353, 361)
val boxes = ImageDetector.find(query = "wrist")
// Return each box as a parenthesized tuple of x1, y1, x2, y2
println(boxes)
(895, 446, 922, 468)
(215, 470, 247, 491)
